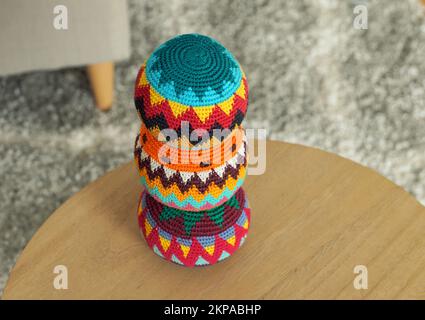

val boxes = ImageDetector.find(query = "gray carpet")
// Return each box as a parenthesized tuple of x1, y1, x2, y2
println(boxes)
(1, 0, 425, 294)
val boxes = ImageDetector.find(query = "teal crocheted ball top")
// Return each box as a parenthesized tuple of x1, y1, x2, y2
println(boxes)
(145, 34, 243, 107)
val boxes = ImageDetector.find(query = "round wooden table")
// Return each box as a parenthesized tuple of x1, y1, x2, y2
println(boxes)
(3, 141, 425, 299)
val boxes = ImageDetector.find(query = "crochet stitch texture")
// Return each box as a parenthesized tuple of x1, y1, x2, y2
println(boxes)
(146, 33, 242, 106)
(138, 190, 250, 266)
(134, 130, 247, 211)
(133, 34, 251, 266)
(134, 33, 249, 143)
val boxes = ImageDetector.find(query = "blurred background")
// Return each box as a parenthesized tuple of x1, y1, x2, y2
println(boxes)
(0, 0, 425, 293)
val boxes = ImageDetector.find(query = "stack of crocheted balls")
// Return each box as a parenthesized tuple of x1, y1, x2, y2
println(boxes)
(133, 34, 250, 267)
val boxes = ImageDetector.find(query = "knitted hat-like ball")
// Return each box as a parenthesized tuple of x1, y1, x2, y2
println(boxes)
(134, 130, 247, 211)
(138, 188, 250, 266)
(134, 34, 248, 144)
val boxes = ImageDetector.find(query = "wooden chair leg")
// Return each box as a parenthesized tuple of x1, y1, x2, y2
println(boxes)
(87, 62, 114, 111)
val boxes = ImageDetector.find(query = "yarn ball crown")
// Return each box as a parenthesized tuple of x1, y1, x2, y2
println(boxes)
(146, 33, 242, 106)
(134, 34, 249, 141)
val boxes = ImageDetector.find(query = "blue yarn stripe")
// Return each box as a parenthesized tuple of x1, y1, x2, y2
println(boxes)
(140, 175, 245, 209)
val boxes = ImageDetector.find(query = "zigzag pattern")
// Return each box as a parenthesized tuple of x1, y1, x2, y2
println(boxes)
(136, 105, 246, 143)
(137, 157, 246, 193)
(140, 170, 246, 211)
(135, 95, 247, 133)
(134, 134, 247, 194)
(146, 188, 245, 238)
(134, 64, 248, 136)
(139, 190, 250, 267)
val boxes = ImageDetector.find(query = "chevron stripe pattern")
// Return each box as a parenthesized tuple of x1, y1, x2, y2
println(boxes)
(139, 190, 250, 266)
(146, 188, 246, 237)
(132, 34, 251, 266)
(134, 64, 248, 143)
(134, 131, 247, 211)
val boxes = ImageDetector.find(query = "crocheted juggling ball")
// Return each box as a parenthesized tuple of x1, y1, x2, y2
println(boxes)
(138, 188, 250, 266)
(134, 34, 249, 145)
(134, 129, 247, 212)
(133, 34, 251, 267)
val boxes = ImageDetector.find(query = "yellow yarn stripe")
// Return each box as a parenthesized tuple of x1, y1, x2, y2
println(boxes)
(140, 166, 246, 202)
(138, 63, 247, 120)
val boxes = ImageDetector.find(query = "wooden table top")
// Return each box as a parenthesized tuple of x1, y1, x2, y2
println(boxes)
(3, 141, 425, 299)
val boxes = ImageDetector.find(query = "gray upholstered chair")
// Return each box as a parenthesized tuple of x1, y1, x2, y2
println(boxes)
(0, 0, 131, 110)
